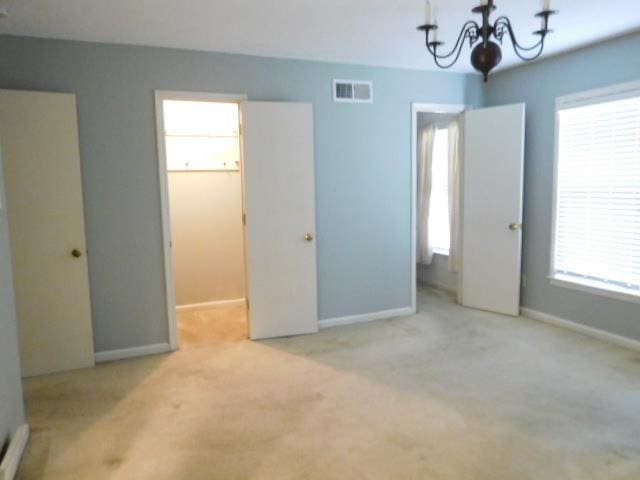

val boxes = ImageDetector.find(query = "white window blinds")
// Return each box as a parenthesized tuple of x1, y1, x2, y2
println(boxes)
(553, 92, 640, 295)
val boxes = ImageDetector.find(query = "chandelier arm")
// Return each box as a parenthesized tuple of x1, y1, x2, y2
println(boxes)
(431, 27, 478, 69)
(426, 21, 479, 60)
(493, 17, 544, 50)
(493, 16, 545, 60)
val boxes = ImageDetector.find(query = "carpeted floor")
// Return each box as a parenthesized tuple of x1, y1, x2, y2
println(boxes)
(17, 286, 640, 479)
(177, 305, 247, 345)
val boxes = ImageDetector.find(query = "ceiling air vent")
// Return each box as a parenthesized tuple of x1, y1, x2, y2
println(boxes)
(333, 79, 373, 103)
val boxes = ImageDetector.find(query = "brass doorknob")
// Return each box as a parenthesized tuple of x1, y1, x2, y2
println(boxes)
(509, 223, 522, 231)
(71, 248, 82, 258)
(304, 233, 314, 242)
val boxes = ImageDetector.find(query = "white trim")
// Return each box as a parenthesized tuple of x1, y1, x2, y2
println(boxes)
(411, 103, 468, 114)
(94, 343, 172, 363)
(154, 90, 248, 351)
(155, 91, 178, 351)
(176, 298, 246, 312)
(521, 308, 640, 353)
(432, 247, 450, 257)
(0, 424, 29, 480)
(417, 280, 457, 295)
(549, 275, 640, 305)
(410, 102, 466, 315)
(155, 90, 248, 103)
(555, 79, 640, 110)
(549, 108, 561, 286)
(318, 306, 413, 329)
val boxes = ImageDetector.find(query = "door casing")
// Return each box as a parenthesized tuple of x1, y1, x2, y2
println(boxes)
(154, 90, 248, 350)
(410, 102, 467, 309)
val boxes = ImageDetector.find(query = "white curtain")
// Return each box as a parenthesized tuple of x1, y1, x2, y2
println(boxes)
(417, 124, 436, 265)
(447, 120, 461, 273)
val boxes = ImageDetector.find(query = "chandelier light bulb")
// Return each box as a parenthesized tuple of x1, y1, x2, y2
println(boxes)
(425, 2, 432, 25)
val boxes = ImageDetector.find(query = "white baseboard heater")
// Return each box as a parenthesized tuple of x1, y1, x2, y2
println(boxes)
(0, 424, 29, 480)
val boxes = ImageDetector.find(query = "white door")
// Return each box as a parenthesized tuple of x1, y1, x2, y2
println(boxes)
(240, 102, 318, 339)
(460, 103, 525, 316)
(0, 90, 95, 377)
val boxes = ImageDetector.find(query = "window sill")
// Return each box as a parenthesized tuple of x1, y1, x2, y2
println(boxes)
(433, 248, 450, 257)
(548, 274, 640, 306)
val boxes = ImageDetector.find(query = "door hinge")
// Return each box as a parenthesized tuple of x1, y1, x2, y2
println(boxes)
(245, 298, 250, 310)
(242, 213, 246, 225)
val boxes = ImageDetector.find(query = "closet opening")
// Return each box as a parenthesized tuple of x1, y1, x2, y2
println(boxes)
(411, 103, 465, 311)
(156, 92, 248, 348)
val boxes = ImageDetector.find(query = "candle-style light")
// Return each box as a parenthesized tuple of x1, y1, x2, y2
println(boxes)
(417, 0, 557, 81)
(425, 1, 432, 25)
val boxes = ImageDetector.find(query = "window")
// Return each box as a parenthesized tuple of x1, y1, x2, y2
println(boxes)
(552, 83, 640, 301)
(163, 100, 240, 171)
(429, 127, 451, 255)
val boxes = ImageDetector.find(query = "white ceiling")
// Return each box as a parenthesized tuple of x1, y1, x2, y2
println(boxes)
(0, 0, 638, 73)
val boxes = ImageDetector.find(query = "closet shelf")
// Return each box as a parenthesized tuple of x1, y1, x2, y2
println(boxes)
(165, 133, 239, 139)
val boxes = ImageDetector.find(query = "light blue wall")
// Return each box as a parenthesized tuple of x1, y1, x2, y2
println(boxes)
(485, 32, 640, 341)
(0, 145, 25, 448)
(0, 35, 482, 352)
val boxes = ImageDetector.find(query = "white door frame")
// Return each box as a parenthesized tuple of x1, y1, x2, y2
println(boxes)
(410, 102, 467, 311)
(154, 90, 248, 350)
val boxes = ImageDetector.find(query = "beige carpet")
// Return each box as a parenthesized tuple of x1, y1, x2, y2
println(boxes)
(17, 287, 640, 479)
(177, 305, 247, 345)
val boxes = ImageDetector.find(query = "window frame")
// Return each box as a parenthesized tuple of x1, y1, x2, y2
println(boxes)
(549, 79, 640, 304)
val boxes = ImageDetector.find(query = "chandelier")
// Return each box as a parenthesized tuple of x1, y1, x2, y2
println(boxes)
(417, 0, 557, 81)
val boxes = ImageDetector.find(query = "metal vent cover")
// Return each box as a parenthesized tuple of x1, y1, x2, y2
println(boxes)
(333, 79, 373, 103)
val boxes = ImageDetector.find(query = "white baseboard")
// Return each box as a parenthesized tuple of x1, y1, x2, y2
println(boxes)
(176, 298, 245, 313)
(521, 308, 640, 353)
(319, 306, 414, 329)
(95, 343, 173, 363)
(418, 280, 457, 295)
(0, 424, 29, 480)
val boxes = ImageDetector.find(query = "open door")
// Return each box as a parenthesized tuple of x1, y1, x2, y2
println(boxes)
(240, 102, 318, 339)
(460, 103, 525, 316)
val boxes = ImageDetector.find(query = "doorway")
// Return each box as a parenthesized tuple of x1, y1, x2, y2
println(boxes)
(411, 102, 526, 316)
(157, 93, 319, 345)
(155, 92, 248, 348)
(411, 103, 466, 310)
